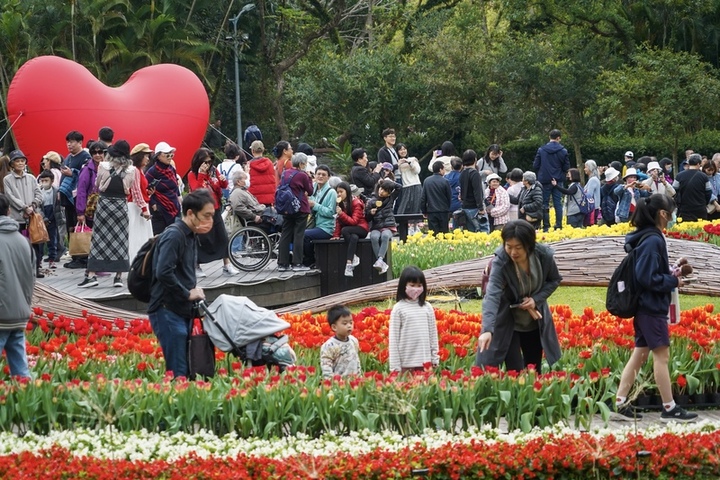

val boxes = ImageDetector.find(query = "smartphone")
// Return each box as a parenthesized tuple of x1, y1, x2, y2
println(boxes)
(148, 178, 161, 188)
(435, 149, 443, 156)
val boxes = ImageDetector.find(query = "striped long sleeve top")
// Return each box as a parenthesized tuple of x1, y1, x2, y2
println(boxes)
(388, 300, 439, 372)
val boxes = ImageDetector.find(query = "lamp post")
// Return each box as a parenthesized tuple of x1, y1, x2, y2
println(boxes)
(230, 3, 256, 146)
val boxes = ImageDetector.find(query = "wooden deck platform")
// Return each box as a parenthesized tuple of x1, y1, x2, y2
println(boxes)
(35, 257, 321, 316)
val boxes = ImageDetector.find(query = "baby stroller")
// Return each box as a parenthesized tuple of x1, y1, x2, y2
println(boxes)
(198, 294, 296, 371)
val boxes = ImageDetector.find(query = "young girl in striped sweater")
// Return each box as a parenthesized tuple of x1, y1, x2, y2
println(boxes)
(388, 266, 439, 372)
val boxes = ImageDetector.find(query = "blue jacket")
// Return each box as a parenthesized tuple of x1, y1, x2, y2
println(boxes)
(613, 184, 650, 222)
(58, 150, 91, 204)
(533, 141, 570, 184)
(625, 227, 678, 316)
(445, 170, 462, 212)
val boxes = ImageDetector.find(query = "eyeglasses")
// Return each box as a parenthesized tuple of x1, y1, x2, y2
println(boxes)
(90, 150, 105, 155)
(162, 152, 174, 158)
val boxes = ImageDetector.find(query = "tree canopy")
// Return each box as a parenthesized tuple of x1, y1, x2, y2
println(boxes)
(3, 0, 720, 165)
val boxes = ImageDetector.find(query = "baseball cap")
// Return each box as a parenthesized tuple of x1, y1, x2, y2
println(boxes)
(154, 141, 176, 154)
(9, 150, 27, 162)
(624, 151, 634, 158)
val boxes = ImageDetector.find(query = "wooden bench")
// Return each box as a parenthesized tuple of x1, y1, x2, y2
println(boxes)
(313, 238, 392, 296)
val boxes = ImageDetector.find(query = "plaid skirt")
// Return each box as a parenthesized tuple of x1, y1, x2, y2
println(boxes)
(87, 196, 130, 272)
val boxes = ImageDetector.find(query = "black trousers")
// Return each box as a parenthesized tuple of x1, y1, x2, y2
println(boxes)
(340, 225, 368, 262)
(427, 212, 449, 234)
(504, 329, 543, 373)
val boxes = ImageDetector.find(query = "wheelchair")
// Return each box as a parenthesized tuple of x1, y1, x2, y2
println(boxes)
(226, 210, 281, 272)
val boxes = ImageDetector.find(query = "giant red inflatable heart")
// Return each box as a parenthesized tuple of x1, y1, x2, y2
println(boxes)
(7, 56, 209, 176)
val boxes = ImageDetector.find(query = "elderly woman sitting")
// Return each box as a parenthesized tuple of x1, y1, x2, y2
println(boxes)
(229, 170, 265, 225)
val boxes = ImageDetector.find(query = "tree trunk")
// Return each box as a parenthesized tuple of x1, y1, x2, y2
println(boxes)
(572, 139, 585, 183)
(272, 70, 290, 140)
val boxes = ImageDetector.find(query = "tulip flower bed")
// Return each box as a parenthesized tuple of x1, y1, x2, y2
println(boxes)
(394, 218, 720, 275)
(1, 303, 718, 438)
(2, 303, 720, 478)
(1, 423, 720, 479)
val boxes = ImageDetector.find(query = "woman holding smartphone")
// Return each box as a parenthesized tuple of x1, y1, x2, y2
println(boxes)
(475, 219, 562, 373)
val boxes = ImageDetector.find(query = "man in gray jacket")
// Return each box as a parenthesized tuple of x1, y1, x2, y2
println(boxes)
(0, 193, 34, 378)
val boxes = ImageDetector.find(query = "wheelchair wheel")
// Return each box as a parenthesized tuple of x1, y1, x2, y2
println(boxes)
(227, 226, 272, 271)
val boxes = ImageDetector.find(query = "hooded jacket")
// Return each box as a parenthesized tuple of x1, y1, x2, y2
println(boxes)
(533, 141, 570, 184)
(475, 243, 562, 368)
(0, 216, 34, 328)
(625, 227, 677, 316)
(248, 157, 277, 206)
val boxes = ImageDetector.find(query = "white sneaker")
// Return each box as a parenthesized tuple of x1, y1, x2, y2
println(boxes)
(344, 264, 354, 277)
(223, 265, 238, 276)
(352, 255, 360, 267)
(379, 260, 389, 275)
(195, 266, 207, 278)
(373, 258, 384, 271)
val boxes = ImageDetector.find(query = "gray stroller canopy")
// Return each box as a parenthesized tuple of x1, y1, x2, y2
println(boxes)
(202, 294, 290, 352)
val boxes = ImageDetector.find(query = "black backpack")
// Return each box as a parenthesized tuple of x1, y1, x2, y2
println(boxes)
(605, 232, 653, 318)
(274, 171, 301, 215)
(127, 225, 179, 303)
(127, 236, 161, 303)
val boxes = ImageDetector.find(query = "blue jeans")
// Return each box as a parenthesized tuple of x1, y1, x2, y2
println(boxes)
(463, 208, 490, 233)
(541, 183, 564, 231)
(303, 227, 331, 266)
(149, 307, 191, 378)
(0, 330, 30, 378)
(369, 229, 393, 260)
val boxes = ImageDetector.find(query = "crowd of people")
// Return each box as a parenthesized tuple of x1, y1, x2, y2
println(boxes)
(0, 124, 710, 425)
(0, 124, 715, 285)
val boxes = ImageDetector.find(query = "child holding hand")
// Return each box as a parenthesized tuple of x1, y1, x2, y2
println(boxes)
(320, 305, 361, 378)
(388, 266, 439, 373)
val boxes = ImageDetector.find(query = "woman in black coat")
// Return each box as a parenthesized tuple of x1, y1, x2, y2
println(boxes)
(475, 220, 562, 373)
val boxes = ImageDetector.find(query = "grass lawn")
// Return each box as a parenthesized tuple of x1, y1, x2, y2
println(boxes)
(355, 286, 716, 315)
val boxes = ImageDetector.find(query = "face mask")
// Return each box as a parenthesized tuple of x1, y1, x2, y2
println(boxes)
(405, 285, 424, 301)
(193, 216, 213, 235)
(667, 211, 677, 229)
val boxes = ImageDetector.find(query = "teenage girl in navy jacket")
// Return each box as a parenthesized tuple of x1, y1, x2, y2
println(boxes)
(613, 194, 697, 422)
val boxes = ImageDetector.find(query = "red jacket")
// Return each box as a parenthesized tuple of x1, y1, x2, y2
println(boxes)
(188, 171, 227, 210)
(333, 197, 369, 237)
(248, 157, 277, 206)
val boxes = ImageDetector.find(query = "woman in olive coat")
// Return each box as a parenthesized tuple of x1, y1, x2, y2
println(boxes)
(475, 220, 562, 372)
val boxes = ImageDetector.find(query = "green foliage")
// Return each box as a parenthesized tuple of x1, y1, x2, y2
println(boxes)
(597, 46, 720, 162)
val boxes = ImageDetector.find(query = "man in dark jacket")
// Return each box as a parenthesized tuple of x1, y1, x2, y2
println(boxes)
(533, 129, 570, 232)
(459, 149, 488, 232)
(148, 190, 213, 378)
(672, 154, 712, 221)
(350, 148, 382, 194)
(0, 193, 34, 378)
(421, 159, 452, 234)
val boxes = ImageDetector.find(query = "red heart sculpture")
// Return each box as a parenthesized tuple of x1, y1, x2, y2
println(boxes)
(7, 56, 209, 176)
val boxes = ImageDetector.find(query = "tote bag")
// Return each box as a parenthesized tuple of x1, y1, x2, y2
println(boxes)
(69, 222, 92, 256)
(28, 213, 49, 244)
